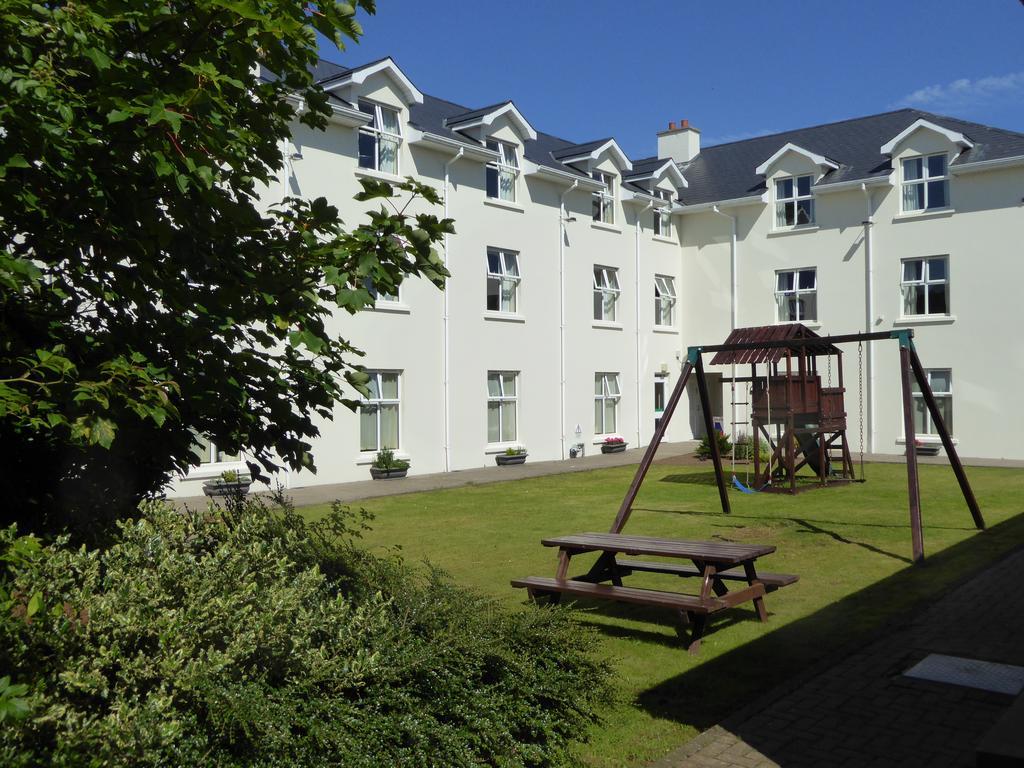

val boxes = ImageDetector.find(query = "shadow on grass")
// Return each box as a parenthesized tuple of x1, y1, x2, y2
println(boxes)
(634, 505, 978, 533)
(633, 511, 1024, 735)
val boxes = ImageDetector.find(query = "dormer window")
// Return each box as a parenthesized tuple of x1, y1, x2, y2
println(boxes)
(485, 140, 519, 202)
(901, 154, 948, 212)
(358, 100, 402, 175)
(592, 171, 615, 224)
(653, 189, 673, 237)
(775, 175, 814, 228)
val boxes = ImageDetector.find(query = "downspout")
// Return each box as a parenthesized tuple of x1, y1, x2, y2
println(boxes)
(713, 205, 739, 450)
(860, 183, 875, 454)
(636, 199, 654, 449)
(559, 180, 579, 459)
(441, 148, 464, 473)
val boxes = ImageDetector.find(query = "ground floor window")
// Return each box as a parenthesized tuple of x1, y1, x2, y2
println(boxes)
(595, 373, 621, 434)
(912, 369, 952, 436)
(360, 371, 400, 451)
(191, 435, 239, 465)
(487, 371, 518, 443)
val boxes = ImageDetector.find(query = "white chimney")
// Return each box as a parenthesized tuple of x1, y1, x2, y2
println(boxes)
(657, 118, 700, 163)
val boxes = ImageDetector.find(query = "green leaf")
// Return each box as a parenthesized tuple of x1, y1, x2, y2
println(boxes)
(26, 592, 41, 618)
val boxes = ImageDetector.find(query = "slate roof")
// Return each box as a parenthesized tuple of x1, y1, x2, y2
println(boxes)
(444, 101, 515, 126)
(304, 59, 1024, 204)
(678, 109, 1024, 206)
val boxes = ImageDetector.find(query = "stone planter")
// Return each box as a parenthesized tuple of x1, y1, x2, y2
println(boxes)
(495, 453, 528, 466)
(601, 443, 627, 454)
(370, 467, 408, 480)
(202, 479, 252, 497)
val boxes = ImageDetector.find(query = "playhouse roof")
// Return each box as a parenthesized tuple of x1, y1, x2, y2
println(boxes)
(708, 324, 841, 366)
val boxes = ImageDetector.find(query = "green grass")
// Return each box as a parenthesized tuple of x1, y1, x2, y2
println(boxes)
(298, 462, 1024, 767)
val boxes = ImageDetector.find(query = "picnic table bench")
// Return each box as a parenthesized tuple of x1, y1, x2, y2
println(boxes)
(511, 532, 798, 654)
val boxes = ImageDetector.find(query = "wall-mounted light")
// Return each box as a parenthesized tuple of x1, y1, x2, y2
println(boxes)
(290, 151, 304, 161)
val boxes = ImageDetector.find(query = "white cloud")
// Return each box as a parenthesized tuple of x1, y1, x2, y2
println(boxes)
(897, 72, 1024, 108)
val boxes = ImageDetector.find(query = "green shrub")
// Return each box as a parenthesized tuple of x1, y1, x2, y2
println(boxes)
(371, 448, 410, 471)
(733, 435, 770, 463)
(694, 431, 732, 460)
(0, 496, 609, 767)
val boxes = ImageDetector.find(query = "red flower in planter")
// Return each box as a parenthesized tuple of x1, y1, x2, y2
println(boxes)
(603, 437, 625, 444)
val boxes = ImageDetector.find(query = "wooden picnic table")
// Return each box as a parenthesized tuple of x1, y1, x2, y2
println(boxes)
(511, 532, 797, 654)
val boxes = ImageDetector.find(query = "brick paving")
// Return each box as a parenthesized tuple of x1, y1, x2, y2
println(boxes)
(652, 546, 1024, 767)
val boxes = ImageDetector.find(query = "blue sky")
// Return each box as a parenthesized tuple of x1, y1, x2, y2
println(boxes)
(321, 0, 1024, 157)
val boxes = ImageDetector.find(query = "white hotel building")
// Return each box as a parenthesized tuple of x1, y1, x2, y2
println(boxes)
(175, 57, 1024, 495)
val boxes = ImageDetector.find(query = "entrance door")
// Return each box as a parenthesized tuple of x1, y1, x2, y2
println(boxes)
(654, 378, 666, 432)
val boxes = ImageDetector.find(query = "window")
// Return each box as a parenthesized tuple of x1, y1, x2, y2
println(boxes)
(912, 369, 952, 436)
(592, 171, 615, 224)
(654, 275, 677, 327)
(593, 266, 620, 321)
(486, 248, 520, 313)
(191, 435, 239, 465)
(901, 154, 948, 212)
(901, 257, 948, 316)
(653, 189, 673, 236)
(775, 268, 817, 322)
(594, 373, 621, 434)
(364, 277, 399, 305)
(774, 175, 814, 227)
(359, 371, 400, 452)
(487, 371, 518, 443)
(357, 100, 401, 175)
(485, 140, 519, 202)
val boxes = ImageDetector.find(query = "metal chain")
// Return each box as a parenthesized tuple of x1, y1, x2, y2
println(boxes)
(858, 341, 865, 480)
(826, 352, 833, 388)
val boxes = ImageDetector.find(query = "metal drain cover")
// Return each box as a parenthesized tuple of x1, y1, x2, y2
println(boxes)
(903, 654, 1024, 695)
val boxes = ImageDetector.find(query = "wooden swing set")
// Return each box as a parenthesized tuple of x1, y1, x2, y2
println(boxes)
(612, 324, 985, 564)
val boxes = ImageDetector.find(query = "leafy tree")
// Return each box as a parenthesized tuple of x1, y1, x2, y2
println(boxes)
(0, 1, 452, 536)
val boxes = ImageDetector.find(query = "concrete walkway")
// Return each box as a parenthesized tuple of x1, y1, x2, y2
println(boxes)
(652, 543, 1024, 768)
(176, 440, 700, 508)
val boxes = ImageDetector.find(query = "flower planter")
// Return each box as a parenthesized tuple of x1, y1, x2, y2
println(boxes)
(370, 467, 408, 480)
(601, 443, 627, 454)
(202, 479, 252, 497)
(495, 453, 528, 466)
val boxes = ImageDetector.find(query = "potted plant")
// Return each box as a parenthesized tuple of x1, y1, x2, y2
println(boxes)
(370, 448, 409, 480)
(601, 436, 628, 454)
(495, 446, 528, 466)
(202, 469, 252, 497)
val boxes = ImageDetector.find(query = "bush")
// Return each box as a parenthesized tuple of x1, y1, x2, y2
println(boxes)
(694, 431, 732, 460)
(371, 448, 410, 472)
(0, 496, 610, 767)
(734, 435, 770, 463)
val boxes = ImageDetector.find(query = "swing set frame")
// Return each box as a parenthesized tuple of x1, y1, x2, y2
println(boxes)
(609, 327, 985, 564)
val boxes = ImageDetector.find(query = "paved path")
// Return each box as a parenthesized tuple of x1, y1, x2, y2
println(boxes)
(652, 545, 1024, 768)
(176, 440, 699, 508)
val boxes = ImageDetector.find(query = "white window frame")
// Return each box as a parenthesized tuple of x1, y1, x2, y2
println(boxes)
(593, 265, 621, 322)
(654, 274, 677, 327)
(485, 140, 519, 202)
(486, 371, 519, 444)
(192, 434, 240, 465)
(359, 370, 401, 452)
(357, 100, 402, 175)
(653, 189, 673, 237)
(775, 268, 817, 323)
(594, 372, 621, 435)
(900, 257, 949, 317)
(486, 247, 521, 314)
(592, 171, 615, 224)
(912, 369, 952, 436)
(774, 174, 815, 228)
(901, 153, 949, 213)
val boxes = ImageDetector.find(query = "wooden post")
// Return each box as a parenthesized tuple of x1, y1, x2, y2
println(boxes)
(907, 347, 985, 530)
(696, 353, 732, 515)
(899, 346, 924, 563)
(610, 359, 696, 533)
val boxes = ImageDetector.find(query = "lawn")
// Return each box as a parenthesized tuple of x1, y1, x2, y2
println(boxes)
(298, 460, 1024, 767)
